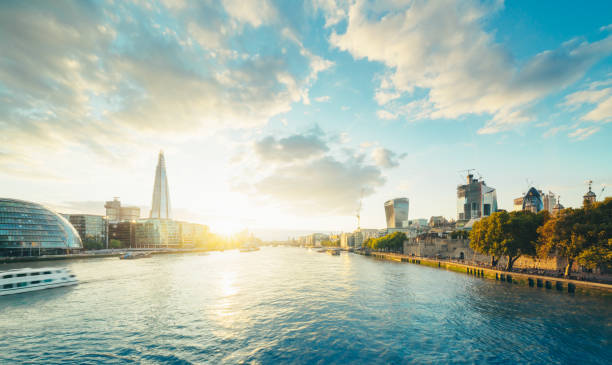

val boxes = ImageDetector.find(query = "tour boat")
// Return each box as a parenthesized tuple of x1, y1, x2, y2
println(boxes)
(326, 249, 340, 256)
(0, 267, 77, 296)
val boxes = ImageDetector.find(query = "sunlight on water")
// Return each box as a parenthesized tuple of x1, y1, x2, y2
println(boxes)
(0, 247, 610, 364)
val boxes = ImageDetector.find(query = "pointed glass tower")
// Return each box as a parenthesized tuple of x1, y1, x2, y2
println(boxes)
(150, 150, 172, 219)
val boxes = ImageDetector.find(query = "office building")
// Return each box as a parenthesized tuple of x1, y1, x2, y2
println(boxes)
(384, 198, 409, 229)
(522, 187, 544, 213)
(0, 198, 82, 256)
(104, 197, 140, 223)
(456, 174, 497, 221)
(134, 219, 179, 248)
(65, 214, 107, 245)
(150, 150, 172, 219)
(178, 221, 209, 248)
(109, 221, 135, 248)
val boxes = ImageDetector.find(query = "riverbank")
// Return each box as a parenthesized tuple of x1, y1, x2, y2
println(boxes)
(0, 248, 214, 264)
(360, 251, 612, 297)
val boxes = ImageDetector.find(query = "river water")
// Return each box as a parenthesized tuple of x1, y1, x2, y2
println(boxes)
(0, 247, 610, 364)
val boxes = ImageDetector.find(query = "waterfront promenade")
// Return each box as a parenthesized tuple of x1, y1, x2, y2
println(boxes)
(362, 251, 612, 296)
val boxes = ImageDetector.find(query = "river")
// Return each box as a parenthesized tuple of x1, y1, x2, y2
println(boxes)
(0, 247, 610, 364)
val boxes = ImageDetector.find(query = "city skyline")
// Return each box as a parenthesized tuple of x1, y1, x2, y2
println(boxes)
(1, 1, 612, 236)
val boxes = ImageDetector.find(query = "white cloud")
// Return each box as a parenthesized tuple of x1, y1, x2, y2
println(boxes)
(222, 0, 277, 27)
(563, 80, 612, 123)
(233, 129, 401, 215)
(377, 110, 397, 120)
(314, 95, 331, 102)
(313, 0, 348, 28)
(371, 147, 404, 168)
(254, 131, 329, 162)
(568, 126, 601, 140)
(330, 0, 612, 133)
(0, 1, 333, 175)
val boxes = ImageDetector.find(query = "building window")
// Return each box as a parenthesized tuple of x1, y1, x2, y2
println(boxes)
(2, 274, 13, 279)
(3, 283, 13, 289)
(31, 280, 41, 284)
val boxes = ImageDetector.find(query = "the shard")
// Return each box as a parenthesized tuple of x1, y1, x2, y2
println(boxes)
(150, 150, 172, 219)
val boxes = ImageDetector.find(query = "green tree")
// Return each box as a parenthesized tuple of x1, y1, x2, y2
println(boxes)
(367, 232, 406, 252)
(470, 210, 547, 270)
(109, 239, 122, 249)
(321, 240, 340, 247)
(82, 238, 103, 250)
(538, 197, 612, 277)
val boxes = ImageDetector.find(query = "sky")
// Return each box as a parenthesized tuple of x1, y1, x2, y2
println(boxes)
(1, 0, 611, 239)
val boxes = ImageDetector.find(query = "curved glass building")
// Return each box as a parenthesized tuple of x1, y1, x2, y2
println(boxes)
(522, 187, 544, 213)
(0, 198, 82, 256)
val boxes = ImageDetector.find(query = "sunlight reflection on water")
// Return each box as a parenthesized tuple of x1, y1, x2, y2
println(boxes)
(0, 247, 610, 364)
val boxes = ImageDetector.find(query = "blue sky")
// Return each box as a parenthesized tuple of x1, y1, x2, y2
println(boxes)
(1, 0, 611, 238)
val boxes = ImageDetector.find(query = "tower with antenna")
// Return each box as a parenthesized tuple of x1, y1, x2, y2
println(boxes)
(356, 188, 364, 230)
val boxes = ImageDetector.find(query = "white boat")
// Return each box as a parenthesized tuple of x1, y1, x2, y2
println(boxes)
(0, 267, 77, 296)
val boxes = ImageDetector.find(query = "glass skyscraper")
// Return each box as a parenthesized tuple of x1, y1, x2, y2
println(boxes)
(384, 198, 409, 229)
(150, 150, 172, 219)
(522, 187, 544, 213)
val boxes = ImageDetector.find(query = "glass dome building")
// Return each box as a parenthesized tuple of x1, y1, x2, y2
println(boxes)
(0, 198, 82, 256)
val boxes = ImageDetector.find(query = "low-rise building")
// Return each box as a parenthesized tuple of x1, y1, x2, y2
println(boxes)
(64, 214, 107, 247)
(134, 219, 180, 248)
(178, 221, 209, 248)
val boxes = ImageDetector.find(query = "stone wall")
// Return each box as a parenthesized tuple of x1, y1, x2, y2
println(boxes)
(403, 237, 566, 270)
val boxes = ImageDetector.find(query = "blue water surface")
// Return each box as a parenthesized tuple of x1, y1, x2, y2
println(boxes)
(0, 247, 610, 364)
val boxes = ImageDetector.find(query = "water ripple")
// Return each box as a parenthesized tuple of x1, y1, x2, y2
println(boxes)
(0, 247, 610, 364)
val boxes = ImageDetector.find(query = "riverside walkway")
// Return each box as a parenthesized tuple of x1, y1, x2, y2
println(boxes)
(361, 251, 612, 296)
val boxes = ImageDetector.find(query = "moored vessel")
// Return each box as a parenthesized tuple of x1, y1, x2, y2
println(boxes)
(119, 252, 152, 260)
(0, 267, 77, 296)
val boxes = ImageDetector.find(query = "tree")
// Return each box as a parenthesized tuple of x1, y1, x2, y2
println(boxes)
(321, 240, 340, 247)
(109, 239, 122, 249)
(366, 232, 406, 252)
(538, 197, 612, 277)
(470, 210, 547, 270)
(82, 238, 103, 250)
(469, 213, 500, 267)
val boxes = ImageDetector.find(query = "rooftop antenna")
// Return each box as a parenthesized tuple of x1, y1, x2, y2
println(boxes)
(356, 188, 364, 230)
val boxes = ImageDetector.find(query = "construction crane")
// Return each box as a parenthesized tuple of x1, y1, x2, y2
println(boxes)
(457, 169, 475, 183)
(356, 188, 364, 230)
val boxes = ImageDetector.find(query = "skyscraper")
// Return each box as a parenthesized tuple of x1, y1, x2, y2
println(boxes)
(384, 198, 409, 229)
(456, 174, 497, 221)
(150, 150, 172, 219)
